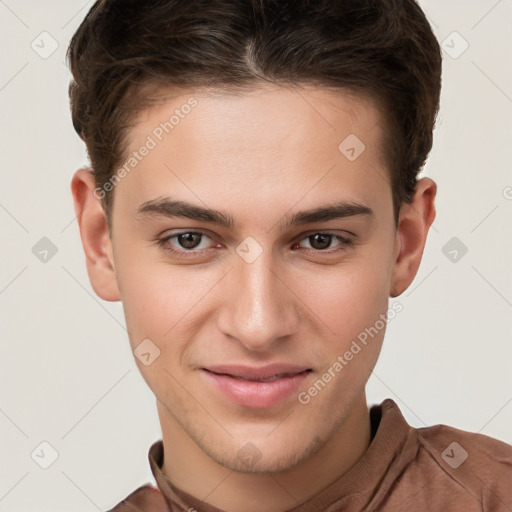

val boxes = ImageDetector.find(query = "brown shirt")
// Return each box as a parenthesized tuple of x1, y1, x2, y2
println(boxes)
(107, 399, 512, 511)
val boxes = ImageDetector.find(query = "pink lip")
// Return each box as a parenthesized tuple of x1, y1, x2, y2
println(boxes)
(201, 364, 312, 409)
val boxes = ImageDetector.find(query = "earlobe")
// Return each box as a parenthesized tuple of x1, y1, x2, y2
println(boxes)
(70, 168, 121, 302)
(390, 177, 437, 298)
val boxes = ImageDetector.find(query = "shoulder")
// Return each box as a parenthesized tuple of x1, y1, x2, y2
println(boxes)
(416, 422, 512, 467)
(106, 483, 170, 512)
(414, 422, 512, 509)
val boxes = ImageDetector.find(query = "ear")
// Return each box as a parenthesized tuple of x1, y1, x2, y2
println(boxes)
(70, 168, 121, 302)
(390, 177, 437, 298)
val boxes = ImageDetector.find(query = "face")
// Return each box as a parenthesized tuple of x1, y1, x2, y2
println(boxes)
(84, 84, 410, 473)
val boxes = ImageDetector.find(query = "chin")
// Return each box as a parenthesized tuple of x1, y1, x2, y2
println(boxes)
(201, 430, 325, 475)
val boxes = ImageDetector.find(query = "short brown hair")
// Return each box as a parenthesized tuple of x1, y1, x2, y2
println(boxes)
(67, 0, 442, 232)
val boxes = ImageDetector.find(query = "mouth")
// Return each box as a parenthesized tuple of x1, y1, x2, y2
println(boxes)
(216, 372, 306, 382)
(200, 365, 313, 409)
(202, 363, 312, 380)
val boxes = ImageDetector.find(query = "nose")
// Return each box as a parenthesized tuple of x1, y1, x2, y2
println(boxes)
(216, 250, 300, 352)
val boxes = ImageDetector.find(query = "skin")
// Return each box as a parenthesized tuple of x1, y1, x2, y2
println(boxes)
(71, 83, 436, 512)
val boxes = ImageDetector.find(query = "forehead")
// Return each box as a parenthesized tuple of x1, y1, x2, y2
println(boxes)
(116, 84, 391, 223)
(128, 83, 384, 151)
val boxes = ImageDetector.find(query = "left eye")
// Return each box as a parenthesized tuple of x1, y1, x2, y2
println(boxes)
(295, 233, 353, 251)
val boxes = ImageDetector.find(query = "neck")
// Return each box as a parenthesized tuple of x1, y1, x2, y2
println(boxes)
(157, 393, 371, 512)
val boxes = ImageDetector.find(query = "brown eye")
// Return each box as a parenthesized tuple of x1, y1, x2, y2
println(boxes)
(295, 232, 353, 252)
(308, 234, 332, 250)
(176, 232, 202, 249)
(156, 231, 216, 256)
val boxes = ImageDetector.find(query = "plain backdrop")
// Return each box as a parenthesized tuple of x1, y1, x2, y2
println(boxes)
(0, 1, 511, 510)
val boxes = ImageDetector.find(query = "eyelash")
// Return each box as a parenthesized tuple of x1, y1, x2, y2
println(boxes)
(155, 230, 354, 257)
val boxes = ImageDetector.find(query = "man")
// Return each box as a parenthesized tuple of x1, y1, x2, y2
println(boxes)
(68, 0, 512, 510)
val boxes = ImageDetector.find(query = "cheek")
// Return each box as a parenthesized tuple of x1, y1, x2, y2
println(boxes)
(297, 254, 392, 344)
(114, 244, 222, 356)
(296, 261, 391, 409)
(114, 258, 202, 396)
(113, 246, 178, 344)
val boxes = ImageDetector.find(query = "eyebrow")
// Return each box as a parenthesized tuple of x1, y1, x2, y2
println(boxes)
(135, 197, 374, 229)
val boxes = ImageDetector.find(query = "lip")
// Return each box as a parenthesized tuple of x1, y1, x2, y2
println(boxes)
(201, 364, 312, 409)
(204, 363, 311, 380)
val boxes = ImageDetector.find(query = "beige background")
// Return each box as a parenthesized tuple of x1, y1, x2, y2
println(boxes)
(1, 0, 511, 510)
